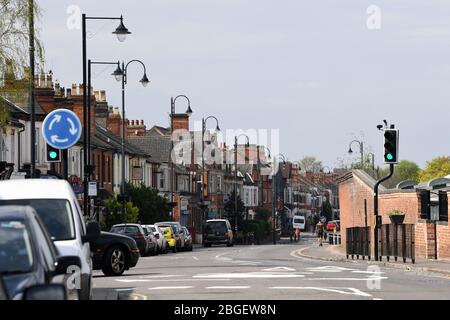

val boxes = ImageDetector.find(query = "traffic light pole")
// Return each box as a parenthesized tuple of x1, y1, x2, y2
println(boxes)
(373, 163, 394, 261)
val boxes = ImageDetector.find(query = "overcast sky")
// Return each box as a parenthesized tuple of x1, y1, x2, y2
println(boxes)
(39, 0, 450, 168)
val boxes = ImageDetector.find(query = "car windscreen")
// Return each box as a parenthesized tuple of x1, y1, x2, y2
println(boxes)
(205, 221, 227, 234)
(0, 220, 33, 274)
(0, 200, 75, 241)
(294, 218, 304, 223)
(111, 226, 140, 235)
(149, 226, 157, 233)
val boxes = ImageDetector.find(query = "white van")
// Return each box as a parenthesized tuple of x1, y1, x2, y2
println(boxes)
(292, 215, 306, 231)
(0, 179, 100, 300)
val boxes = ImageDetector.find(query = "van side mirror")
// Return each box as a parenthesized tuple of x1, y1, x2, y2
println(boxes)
(55, 255, 81, 275)
(23, 284, 67, 300)
(82, 221, 101, 243)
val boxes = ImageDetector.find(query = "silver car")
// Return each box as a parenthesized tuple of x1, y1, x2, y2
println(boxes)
(143, 224, 168, 254)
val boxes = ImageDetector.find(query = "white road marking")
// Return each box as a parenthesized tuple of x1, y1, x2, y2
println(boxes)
(264, 267, 296, 272)
(140, 275, 183, 278)
(194, 272, 305, 279)
(270, 286, 372, 297)
(206, 286, 250, 290)
(193, 256, 199, 261)
(116, 278, 230, 283)
(373, 298, 383, 300)
(306, 266, 358, 272)
(148, 286, 194, 290)
(303, 276, 388, 281)
(352, 270, 385, 275)
(115, 288, 135, 292)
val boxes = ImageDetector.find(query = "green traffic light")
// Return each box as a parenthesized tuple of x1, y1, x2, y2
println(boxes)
(49, 151, 58, 159)
(386, 153, 393, 161)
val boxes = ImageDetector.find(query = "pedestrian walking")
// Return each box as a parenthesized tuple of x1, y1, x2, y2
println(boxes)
(316, 222, 324, 246)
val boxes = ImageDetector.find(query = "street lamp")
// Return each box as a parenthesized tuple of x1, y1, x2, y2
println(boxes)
(201, 116, 221, 223)
(169, 95, 193, 219)
(86, 60, 122, 205)
(271, 153, 286, 245)
(81, 13, 131, 216)
(257, 145, 271, 207)
(113, 59, 149, 222)
(348, 139, 364, 168)
(234, 134, 250, 235)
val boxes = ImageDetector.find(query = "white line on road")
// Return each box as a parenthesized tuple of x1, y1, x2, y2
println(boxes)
(115, 288, 135, 292)
(206, 286, 250, 290)
(263, 267, 296, 272)
(303, 276, 388, 281)
(140, 275, 183, 278)
(148, 286, 194, 290)
(117, 278, 231, 283)
(194, 272, 305, 279)
(193, 256, 199, 261)
(270, 286, 372, 297)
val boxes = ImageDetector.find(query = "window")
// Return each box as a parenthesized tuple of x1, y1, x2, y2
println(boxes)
(0, 220, 33, 273)
(0, 199, 75, 241)
(35, 129, 40, 163)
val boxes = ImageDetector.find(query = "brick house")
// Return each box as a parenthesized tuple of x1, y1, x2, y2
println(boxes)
(338, 170, 450, 260)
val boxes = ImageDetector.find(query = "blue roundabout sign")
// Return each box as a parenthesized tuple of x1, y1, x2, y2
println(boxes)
(42, 109, 82, 150)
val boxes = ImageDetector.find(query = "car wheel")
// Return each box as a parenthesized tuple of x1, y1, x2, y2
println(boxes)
(154, 246, 159, 256)
(172, 245, 177, 253)
(102, 246, 127, 277)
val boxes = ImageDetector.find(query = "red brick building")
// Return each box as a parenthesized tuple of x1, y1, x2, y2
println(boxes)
(338, 170, 450, 260)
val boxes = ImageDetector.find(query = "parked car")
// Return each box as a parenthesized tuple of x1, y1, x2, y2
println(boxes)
(159, 226, 177, 253)
(156, 222, 185, 251)
(203, 219, 234, 247)
(142, 226, 159, 256)
(0, 205, 81, 300)
(110, 224, 151, 256)
(325, 220, 340, 232)
(91, 231, 140, 276)
(0, 274, 67, 300)
(143, 224, 168, 254)
(182, 226, 193, 251)
(0, 179, 100, 300)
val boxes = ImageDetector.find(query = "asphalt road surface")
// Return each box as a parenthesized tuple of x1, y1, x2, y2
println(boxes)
(92, 238, 450, 300)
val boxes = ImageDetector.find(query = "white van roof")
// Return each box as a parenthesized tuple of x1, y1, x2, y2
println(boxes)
(0, 179, 76, 200)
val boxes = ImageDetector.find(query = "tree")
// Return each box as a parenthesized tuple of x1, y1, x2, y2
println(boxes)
(299, 156, 322, 173)
(0, 0, 45, 127)
(419, 156, 450, 182)
(224, 191, 245, 232)
(379, 160, 420, 188)
(320, 199, 332, 222)
(125, 183, 171, 224)
(102, 194, 139, 230)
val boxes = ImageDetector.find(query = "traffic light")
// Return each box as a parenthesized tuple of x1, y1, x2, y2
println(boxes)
(46, 144, 61, 163)
(383, 129, 399, 164)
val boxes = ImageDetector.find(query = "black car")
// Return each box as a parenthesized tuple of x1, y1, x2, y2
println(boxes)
(110, 224, 149, 256)
(203, 219, 234, 247)
(91, 232, 140, 276)
(0, 205, 81, 300)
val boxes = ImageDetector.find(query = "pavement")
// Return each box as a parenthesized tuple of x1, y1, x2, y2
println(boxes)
(92, 234, 450, 300)
(295, 233, 450, 278)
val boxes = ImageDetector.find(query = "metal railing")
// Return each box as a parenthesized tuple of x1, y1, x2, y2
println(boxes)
(380, 224, 415, 263)
(346, 227, 371, 260)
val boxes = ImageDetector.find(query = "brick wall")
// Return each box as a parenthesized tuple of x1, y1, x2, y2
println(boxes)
(339, 171, 450, 260)
(339, 174, 375, 253)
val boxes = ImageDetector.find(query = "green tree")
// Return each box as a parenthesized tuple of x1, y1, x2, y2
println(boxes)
(102, 194, 139, 230)
(379, 160, 421, 188)
(125, 183, 171, 224)
(254, 207, 271, 221)
(0, 1, 45, 127)
(224, 191, 245, 232)
(320, 199, 332, 221)
(299, 156, 322, 173)
(419, 156, 450, 182)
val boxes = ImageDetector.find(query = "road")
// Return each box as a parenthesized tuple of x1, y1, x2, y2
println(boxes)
(92, 237, 450, 300)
